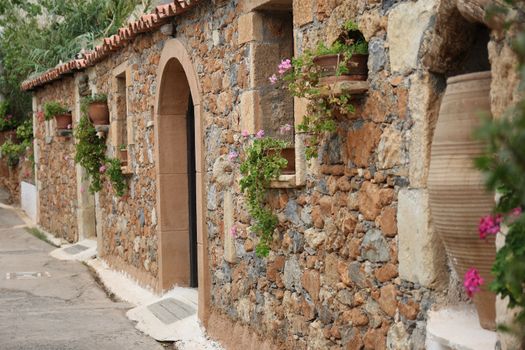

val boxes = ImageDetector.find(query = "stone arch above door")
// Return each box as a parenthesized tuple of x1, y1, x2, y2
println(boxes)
(154, 38, 209, 324)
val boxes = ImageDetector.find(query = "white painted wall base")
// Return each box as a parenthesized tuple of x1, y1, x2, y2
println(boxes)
(426, 305, 497, 350)
(21, 181, 37, 223)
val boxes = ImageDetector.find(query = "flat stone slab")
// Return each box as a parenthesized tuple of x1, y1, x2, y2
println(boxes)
(50, 239, 97, 262)
(147, 297, 196, 324)
(426, 305, 497, 350)
(63, 244, 89, 255)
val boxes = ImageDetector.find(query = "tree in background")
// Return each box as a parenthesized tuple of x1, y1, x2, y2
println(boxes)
(0, 0, 149, 122)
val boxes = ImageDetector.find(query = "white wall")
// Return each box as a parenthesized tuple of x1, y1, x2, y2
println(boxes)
(21, 181, 37, 222)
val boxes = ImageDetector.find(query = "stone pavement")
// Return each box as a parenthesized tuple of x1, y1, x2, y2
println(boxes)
(0, 203, 165, 350)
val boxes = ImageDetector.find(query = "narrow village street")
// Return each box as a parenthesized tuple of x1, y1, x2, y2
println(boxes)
(0, 196, 164, 350)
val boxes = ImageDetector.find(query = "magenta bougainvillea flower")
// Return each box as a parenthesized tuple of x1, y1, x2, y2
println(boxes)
(255, 129, 265, 139)
(464, 268, 484, 298)
(278, 59, 292, 74)
(228, 151, 238, 161)
(511, 207, 522, 217)
(478, 214, 502, 239)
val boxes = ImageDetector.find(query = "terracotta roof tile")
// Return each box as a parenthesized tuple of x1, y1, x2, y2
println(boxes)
(21, 0, 200, 91)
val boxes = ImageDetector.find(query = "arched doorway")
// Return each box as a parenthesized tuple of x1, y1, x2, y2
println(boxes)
(154, 39, 209, 323)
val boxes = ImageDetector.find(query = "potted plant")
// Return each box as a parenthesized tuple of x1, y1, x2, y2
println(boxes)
(119, 144, 127, 166)
(43, 101, 71, 130)
(268, 21, 368, 160)
(83, 94, 109, 125)
(312, 21, 369, 84)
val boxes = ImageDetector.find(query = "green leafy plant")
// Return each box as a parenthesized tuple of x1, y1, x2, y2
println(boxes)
(0, 139, 26, 166)
(16, 119, 33, 143)
(74, 114, 126, 196)
(105, 158, 126, 197)
(74, 115, 106, 193)
(0, 119, 34, 167)
(0, 101, 17, 131)
(43, 101, 68, 121)
(271, 21, 367, 159)
(239, 135, 288, 257)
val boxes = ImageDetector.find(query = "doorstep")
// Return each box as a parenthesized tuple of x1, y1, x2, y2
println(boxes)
(50, 239, 97, 261)
(426, 304, 498, 350)
(86, 258, 222, 350)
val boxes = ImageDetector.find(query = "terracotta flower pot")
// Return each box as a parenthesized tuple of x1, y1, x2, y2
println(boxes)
(428, 71, 496, 330)
(313, 53, 368, 84)
(87, 102, 110, 125)
(55, 113, 72, 130)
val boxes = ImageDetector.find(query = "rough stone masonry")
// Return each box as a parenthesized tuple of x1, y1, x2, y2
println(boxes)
(26, 0, 520, 349)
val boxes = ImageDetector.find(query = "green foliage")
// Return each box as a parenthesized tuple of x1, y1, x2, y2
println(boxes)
(105, 158, 126, 197)
(474, 0, 525, 338)
(74, 114, 126, 196)
(240, 137, 288, 257)
(0, 101, 17, 131)
(0, 119, 33, 167)
(0, 139, 27, 167)
(74, 115, 106, 193)
(16, 119, 33, 144)
(0, 0, 146, 119)
(43, 101, 68, 121)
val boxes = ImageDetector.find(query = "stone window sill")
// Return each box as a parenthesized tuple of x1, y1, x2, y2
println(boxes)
(319, 80, 369, 97)
(269, 174, 303, 189)
(425, 305, 497, 350)
(121, 165, 133, 175)
(56, 129, 73, 137)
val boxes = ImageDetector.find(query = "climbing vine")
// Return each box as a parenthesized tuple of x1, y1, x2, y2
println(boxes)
(239, 132, 288, 257)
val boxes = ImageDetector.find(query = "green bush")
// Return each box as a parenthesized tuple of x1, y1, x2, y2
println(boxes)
(0, 139, 26, 167)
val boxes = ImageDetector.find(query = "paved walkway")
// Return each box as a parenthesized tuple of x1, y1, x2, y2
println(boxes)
(0, 204, 165, 350)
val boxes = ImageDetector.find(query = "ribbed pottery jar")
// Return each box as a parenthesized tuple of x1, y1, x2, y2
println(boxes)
(428, 71, 496, 330)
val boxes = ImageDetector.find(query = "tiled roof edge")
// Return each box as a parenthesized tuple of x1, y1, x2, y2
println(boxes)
(21, 0, 200, 91)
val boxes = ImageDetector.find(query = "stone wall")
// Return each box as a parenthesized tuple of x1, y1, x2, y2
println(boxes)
(34, 78, 78, 242)
(30, 0, 520, 348)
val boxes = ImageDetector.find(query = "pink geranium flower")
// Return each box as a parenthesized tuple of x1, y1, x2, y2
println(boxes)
(278, 59, 292, 74)
(228, 151, 238, 161)
(279, 123, 292, 134)
(478, 214, 502, 239)
(464, 268, 484, 298)
(255, 129, 265, 139)
(230, 225, 237, 237)
(99, 165, 106, 174)
(269, 74, 278, 84)
(241, 130, 249, 138)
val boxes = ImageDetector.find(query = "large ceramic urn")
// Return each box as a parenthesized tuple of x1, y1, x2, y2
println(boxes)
(428, 71, 496, 330)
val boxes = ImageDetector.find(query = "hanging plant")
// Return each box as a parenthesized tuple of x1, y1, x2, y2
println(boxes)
(74, 114, 126, 196)
(238, 130, 289, 257)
